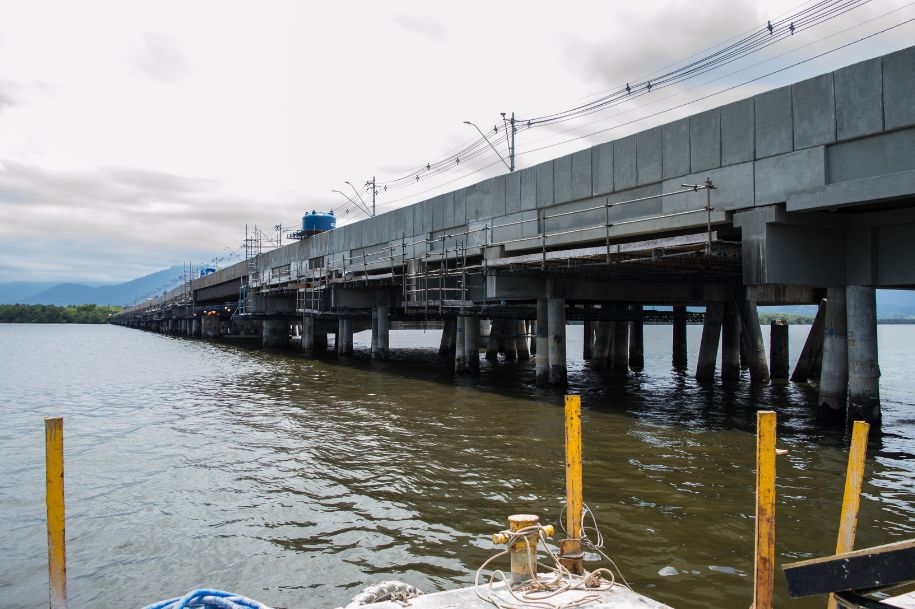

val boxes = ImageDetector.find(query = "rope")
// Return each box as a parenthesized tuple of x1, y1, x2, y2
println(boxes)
(142, 589, 273, 609)
(475, 524, 624, 609)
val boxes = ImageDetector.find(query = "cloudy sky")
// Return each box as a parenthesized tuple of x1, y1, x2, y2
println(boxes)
(0, 0, 913, 284)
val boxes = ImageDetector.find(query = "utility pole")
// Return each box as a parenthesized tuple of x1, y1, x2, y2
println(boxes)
(501, 112, 517, 172)
(371, 176, 376, 217)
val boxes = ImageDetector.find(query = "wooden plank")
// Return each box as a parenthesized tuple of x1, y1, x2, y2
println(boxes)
(45, 416, 68, 609)
(783, 539, 915, 598)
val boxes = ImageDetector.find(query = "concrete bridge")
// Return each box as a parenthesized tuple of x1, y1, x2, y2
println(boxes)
(111, 44, 915, 428)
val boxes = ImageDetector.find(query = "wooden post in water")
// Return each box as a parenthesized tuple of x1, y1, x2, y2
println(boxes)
(827, 421, 870, 609)
(754, 411, 776, 609)
(45, 417, 68, 609)
(561, 395, 584, 575)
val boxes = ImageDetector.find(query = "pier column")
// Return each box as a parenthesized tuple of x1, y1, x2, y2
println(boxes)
(485, 319, 502, 360)
(202, 315, 220, 339)
(191, 318, 200, 338)
(583, 317, 594, 361)
(263, 319, 289, 348)
(337, 318, 353, 355)
(791, 299, 826, 382)
(721, 303, 741, 381)
(672, 305, 688, 369)
(592, 320, 612, 367)
(629, 306, 644, 371)
(314, 331, 328, 352)
(528, 321, 536, 356)
(696, 303, 724, 380)
(455, 315, 467, 373)
(515, 320, 530, 361)
(548, 298, 567, 386)
(536, 300, 550, 386)
(739, 301, 770, 383)
(819, 288, 848, 413)
(770, 320, 789, 382)
(611, 321, 629, 373)
(439, 318, 457, 357)
(502, 320, 517, 361)
(302, 315, 315, 355)
(375, 305, 390, 360)
(464, 316, 480, 375)
(847, 286, 880, 425)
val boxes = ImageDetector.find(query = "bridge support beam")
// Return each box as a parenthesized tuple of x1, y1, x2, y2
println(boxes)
(455, 315, 467, 373)
(592, 320, 612, 368)
(611, 321, 629, 374)
(338, 318, 353, 355)
(485, 319, 501, 360)
(673, 305, 688, 369)
(846, 285, 880, 425)
(515, 320, 530, 361)
(439, 318, 456, 357)
(791, 299, 826, 382)
(502, 320, 517, 361)
(739, 301, 770, 383)
(629, 306, 644, 371)
(464, 316, 480, 375)
(583, 318, 594, 361)
(263, 320, 289, 349)
(819, 287, 848, 415)
(770, 320, 790, 382)
(373, 305, 390, 360)
(697, 303, 724, 380)
(536, 300, 550, 385)
(302, 315, 315, 355)
(548, 298, 567, 387)
(722, 303, 741, 381)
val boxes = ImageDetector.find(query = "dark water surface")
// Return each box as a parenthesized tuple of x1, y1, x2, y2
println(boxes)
(1, 323, 913, 609)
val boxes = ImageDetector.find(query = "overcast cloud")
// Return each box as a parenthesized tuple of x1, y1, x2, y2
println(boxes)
(0, 0, 913, 283)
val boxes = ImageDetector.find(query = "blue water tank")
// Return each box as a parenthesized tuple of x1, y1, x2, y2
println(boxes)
(302, 210, 336, 236)
(199, 266, 217, 278)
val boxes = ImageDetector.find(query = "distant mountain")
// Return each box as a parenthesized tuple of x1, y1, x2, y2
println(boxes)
(18, 265, 187, 306)
(0, 281, 59, 304)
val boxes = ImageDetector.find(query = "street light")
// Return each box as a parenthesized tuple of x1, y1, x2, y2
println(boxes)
(464, 120, 512, 172)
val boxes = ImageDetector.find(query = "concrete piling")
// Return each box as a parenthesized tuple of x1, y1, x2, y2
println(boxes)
(464, 316, 480, 375)
(629, 306, 644, 371)
(337, 318, 353, 356)
(501, 320, 517, 361)
(721, 303, 742, 381)
(515, 320, 530, 361)
(791, 299, 826, 382)
(375, 305, 390, 360)
(846, 286, 880, 425)
(548, 298, 567, 386)
(302, 315, 315, 354)
(455, 315, 467, 373)
(672, 305, 688, 369)
(486, 319, 503, 360)
(611, 321, 629, 373)
(263, 319, 289, 349)
(592, 320, 612, 367)
(439, 318, 457, 357)
(583, 319, 594, 361)
(536, 299, 550, 386)
(528, 320, 536, 356)
(696, 303, 724, 380)
(769, 320, 789, 382)
(819, 287, 849, 414)
(739, 301, 770, 383)
(191, 318, 200, 337)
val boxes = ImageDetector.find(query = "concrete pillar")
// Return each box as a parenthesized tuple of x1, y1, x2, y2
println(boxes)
(439, 318, 457, 357)
(487, 319, 504, 360)
(314, 332, 328, 352)
(629, 306, 644, 371)
(191, 318, 200, 338)
(202, 315, 220, 339)
(791, 299, 826, 382)
(696, 303, 724, 380)
(583, 320, 594, 360)
(739, 301, 770, 383)
(611, 321, 629, 373)
(502, 320, 517, 361)
(455, 315, 467, 373)
(337, 318, 353, 355)
(548, 298, 567, 386)
(672, 305, 688, 369)
(721, 302, 741, 381)
(528, 320, 536, 356)
(263, 319, 288, 348)
(536, 300, 550, 386)
(375, 305, 390, 360)
(515, 320, 530, 361)
(302, 315, 315, 354)
(592, 320, 613, 367)
(464, 316, 480, 375)
(847, 286, 880, 425)
(770, 320, 789, 382)
(819, 287, 849, 413)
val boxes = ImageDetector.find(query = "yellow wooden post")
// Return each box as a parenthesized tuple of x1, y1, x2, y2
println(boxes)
(754, 411, 776, 609)
(45, 417, 68, 609)
(560, 395, 584, 574)
(827, 420, 870, 609)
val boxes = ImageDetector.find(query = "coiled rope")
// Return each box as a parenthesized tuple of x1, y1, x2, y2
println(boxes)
(142, 589, 273, 609)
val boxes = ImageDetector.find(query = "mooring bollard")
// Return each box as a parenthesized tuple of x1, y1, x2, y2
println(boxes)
(491, 514, 554, 584)
(754, 411, 776, 609)
(45, 416, 68, 609)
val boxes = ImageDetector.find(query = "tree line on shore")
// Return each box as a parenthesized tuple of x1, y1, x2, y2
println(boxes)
(0, 304, 122, 324)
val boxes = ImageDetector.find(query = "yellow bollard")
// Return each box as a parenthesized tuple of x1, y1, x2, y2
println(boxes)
(45, 417, 68, 609)
(827, 421, 870, 609)
(491, 514, 552, 585)
(753, 411, 776, 609)
(560, 395, 584, 574)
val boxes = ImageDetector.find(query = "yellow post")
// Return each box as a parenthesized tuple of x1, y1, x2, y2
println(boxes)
(45, 417, 68, 609)
(560, 395, 584, 574)
(754, 411, 776, 609)
(826, 421, 870, 609)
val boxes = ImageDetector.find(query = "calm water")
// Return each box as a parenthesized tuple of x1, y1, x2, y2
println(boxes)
(1, 323, 913, 609)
